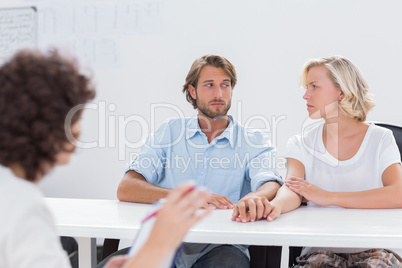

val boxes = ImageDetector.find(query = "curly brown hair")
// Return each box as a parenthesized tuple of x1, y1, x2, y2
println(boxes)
(0, 49, 95, 181)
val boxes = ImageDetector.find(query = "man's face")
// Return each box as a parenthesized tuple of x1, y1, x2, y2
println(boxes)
(189, 66, 232, 119)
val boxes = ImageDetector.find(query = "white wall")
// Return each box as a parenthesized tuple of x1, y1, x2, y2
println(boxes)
(2, 0, 402, 199)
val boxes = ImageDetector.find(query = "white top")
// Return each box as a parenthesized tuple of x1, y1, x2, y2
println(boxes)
(0, 165, 70, 268)
(285, 121, 402, 255)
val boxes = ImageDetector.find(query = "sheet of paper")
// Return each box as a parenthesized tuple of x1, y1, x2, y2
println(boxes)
(129, 203, 176, 268)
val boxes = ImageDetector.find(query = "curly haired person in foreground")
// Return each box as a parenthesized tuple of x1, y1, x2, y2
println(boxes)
(0, 49, 210, 268)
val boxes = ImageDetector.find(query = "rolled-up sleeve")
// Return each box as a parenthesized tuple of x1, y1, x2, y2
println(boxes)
(244, 130, 283, 191)
(248, 149, 282, 191)
(126, 122, 170, 184)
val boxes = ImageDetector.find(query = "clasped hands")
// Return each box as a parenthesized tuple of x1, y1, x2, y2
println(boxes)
(231, 177, 332, 223)
(199, 192, 276, 222)
(231, 193, 281, 223)
(197, 191, 278, 222)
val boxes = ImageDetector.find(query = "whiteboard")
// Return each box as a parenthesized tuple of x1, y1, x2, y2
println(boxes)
(0, 7, 37, 64)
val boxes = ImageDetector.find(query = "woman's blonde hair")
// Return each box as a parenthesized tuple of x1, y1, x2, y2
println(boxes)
(299, 56, 375, 122)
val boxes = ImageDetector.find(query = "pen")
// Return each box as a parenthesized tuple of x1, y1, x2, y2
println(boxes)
(141, 185, 196, 223)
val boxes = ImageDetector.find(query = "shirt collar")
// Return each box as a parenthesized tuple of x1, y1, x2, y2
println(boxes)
(185, 115, 236, 148)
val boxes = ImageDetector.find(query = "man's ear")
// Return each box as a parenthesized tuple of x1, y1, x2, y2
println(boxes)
(188, 85, 197, 100)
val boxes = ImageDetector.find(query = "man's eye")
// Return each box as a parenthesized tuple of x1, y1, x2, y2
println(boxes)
(222, 84, 230, 88)
(205, 84, 213, 87)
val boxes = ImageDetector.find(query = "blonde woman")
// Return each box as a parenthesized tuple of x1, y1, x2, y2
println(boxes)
(267, 56, 402, 267)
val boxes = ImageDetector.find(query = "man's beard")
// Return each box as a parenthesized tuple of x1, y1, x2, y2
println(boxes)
(197, 99, 231, 119)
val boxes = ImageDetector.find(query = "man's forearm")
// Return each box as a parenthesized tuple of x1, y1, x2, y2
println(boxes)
(117, 170, 170, 203)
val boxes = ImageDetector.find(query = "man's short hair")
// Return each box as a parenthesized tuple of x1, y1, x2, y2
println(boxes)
(182, 54, 237, 109)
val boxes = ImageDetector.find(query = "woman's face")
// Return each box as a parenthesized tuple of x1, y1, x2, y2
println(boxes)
(55, 121, 81, 166)
(303, 65, 344, 120)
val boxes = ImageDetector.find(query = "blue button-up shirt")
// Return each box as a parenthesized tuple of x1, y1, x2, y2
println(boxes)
(127, 115, 282, 267)
(129, 116, 281, 201)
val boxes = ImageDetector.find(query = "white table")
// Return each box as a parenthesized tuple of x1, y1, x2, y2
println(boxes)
(46, 198, 402, 268)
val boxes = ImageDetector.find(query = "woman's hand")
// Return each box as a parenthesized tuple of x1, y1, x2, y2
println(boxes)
(147, 182, 212, 250)
(104, 256, 130, 268)
(285, 177, 332, 206)
(116, 182, 212, 268)
(264, 201, 283, 222)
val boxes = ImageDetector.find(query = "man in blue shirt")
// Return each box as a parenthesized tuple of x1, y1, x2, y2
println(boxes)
(117, 55, 282, 268)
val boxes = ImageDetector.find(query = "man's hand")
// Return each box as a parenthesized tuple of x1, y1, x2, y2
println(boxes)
(231, 193, 274, 223)
(285, 177, 332, 206)
(200, 193, 234, 209)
